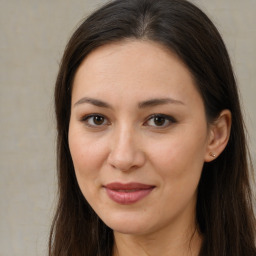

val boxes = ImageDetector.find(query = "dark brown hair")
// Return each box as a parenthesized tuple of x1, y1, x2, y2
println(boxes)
(49, 0, 256, 255)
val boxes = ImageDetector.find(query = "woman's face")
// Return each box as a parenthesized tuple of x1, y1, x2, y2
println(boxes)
(69, 40, 212, 236)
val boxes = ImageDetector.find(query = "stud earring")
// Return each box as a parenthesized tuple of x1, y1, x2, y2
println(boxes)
(209, 152, 216, 158)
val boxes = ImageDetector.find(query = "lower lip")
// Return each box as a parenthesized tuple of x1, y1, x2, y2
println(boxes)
(105, 187, 154, 205)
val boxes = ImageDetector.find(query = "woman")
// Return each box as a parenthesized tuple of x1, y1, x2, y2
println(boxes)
(49, 0, 256, 255)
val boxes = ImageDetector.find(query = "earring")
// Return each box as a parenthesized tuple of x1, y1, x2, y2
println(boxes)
(209, 152, 216, 158)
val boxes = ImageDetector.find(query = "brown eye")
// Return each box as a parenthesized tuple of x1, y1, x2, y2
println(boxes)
(93, 115, 105, 125)
(153, 116, 166, 126)
(145, 114, 176, 128)
(83, 114, 108, 127)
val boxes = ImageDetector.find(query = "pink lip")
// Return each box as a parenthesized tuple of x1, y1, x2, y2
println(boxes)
(104, 182, 155, 205)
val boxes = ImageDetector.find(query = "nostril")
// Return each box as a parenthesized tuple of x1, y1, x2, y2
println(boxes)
(108, 149, 146, 171)
(108, 152, 136, 171)
(107, 130, 146, 171)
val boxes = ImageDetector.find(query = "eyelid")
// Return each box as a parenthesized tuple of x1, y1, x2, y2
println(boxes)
(80, 113, 176, 129)
(81, 113, 110, 128)
(144, 114, 177, 128)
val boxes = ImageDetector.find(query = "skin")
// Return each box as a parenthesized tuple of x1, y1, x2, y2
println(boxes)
(68, 40, 231, 256)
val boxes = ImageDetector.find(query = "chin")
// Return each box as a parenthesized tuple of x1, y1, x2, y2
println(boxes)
(100, 213, 155, 235)
(110, 223, 149, 235)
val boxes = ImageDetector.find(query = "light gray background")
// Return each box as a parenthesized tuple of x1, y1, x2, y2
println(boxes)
(0, 0, 255, 255)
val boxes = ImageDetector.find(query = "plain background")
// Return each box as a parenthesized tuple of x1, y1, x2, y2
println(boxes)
(0, 0, 255, 255)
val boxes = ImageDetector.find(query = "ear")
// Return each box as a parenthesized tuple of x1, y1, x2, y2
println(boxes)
(204, 110, 232, 162)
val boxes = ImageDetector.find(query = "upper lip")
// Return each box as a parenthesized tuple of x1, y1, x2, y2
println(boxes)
(104, 182, 155, 190)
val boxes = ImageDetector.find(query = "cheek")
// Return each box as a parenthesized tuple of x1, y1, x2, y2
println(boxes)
(68, 129, 108, 188)
(147, 129, 207, 185)
(147, 137, 205, 215)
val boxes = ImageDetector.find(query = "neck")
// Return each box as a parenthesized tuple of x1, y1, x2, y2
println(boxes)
(113, 222, 202, 256)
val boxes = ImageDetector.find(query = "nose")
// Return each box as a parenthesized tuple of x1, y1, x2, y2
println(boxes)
(107, 126, 145, 171)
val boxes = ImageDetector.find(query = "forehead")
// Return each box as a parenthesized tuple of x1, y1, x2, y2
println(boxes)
(72, 40, 202, 107)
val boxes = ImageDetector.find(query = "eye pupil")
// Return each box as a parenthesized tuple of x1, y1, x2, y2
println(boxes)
(154, 116, 165, 126)
(94, 116, 104, 125)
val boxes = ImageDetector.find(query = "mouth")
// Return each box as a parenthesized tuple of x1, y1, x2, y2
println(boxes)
(104, 182, 155, 205)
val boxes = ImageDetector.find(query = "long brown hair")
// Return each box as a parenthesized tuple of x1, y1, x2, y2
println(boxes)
(49, 0, 256, 255)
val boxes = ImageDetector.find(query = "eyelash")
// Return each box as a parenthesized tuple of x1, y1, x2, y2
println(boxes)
(81, 114, 110, 128)
(144, 114, 177, 128)
(81, 113, 177, 129)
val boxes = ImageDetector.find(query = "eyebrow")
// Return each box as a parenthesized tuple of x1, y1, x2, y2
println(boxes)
(74, 97, 184, 108)
(74, 97, 112, 108)
(138, 98, 184, 108)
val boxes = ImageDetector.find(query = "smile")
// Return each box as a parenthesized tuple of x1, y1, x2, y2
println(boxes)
(104, 182, 155, 205)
